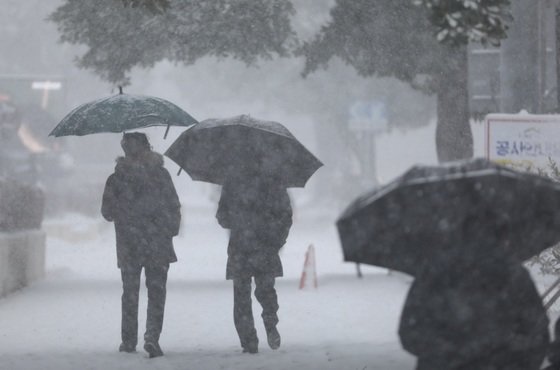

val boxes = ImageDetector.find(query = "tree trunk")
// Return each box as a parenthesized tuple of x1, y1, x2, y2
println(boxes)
(435, 44, 473, 163)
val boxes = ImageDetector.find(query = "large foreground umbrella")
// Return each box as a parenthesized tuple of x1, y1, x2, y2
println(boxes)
(49, 90, 197, 138)
(337, 158, 560, 276)
(164, 115, 322, 187)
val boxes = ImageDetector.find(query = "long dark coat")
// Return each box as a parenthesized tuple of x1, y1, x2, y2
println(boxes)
(399, 255, 549, 370)
(101, 152, 181, 269)
(216, 179, 292, 280)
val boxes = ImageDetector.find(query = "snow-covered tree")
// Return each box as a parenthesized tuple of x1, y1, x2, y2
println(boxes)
(301, 0, 510, 162)
(414, 0, 511, 46)
(50, 0, 512, 162)
(120, 0, 171, 13)
(49, 0, 296, 86)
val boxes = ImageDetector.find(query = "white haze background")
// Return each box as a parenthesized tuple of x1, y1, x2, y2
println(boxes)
(0, 0, 505, 369)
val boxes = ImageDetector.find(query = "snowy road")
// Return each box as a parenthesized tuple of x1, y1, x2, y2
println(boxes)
(0, 205, 415, 370)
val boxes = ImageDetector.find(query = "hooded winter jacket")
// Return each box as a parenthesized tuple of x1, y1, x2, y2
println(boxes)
(101, 151, 181, 269)
(216, 178, 292, 279)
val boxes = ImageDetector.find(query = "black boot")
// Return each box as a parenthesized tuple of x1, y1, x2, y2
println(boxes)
(241, 337, 258, 354)
(144, 341, 164, 358)
(119, 342, 136, 353)
(242, 344, 258, 354)
(266, 326, 281, 350)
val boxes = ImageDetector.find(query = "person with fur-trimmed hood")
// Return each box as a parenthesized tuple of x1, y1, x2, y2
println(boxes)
(101, 132, 181, 358)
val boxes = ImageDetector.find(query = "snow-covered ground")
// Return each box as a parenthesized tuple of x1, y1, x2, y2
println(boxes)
(2, 121, 558, 370)
(0, 199, 416, 370)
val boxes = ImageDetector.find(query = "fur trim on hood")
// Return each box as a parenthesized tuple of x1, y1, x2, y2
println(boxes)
(115, 151, 164, 172)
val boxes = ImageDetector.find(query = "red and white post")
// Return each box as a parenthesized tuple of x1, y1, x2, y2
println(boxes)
(299, 244, 318, 289)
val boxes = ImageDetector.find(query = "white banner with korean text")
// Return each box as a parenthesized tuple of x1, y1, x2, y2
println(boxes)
(485, 113, 560, 170)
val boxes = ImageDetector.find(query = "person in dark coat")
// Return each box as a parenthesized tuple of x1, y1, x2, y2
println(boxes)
(544, 318, 560, 370)
(101, 132, 181, 358)
(398, 214, 549, 370)
(216, 175, 292, 354)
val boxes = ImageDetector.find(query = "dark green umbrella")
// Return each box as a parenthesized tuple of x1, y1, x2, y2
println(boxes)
(164, 114, 322, 187)
(49, 89, 197, 138)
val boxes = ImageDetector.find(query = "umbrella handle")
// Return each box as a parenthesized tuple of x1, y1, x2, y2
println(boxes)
(541, 276, 560, 300)
(164, 123, 170, 139)
(542, 276, 560, 311)
(544, 287, 560, 310)
(176, 167, 182, 176)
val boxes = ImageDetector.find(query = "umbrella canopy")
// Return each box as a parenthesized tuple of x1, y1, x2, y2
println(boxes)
(337, 158, 560, 276)
(164, 114, 323, 187)
(49, 92, 198, 137)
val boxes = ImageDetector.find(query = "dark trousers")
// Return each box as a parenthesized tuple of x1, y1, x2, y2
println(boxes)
(120, 265, 169, 346)
(233, 275, 279, 349)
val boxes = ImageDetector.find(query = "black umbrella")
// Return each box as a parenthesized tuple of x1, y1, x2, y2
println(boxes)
(337, 158, 560, 276)
(164, 114, 322, 187)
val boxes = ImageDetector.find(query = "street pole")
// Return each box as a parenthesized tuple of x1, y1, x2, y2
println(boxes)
(500, 0, 539, 113)
(556, 2, 560, 111)
(538, 0, 546, 113)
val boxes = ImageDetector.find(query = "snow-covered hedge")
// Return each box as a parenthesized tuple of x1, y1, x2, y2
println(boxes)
(0, 230, 46, 297)
(0, 179, 44, 231)
(0, 179, 46, 297)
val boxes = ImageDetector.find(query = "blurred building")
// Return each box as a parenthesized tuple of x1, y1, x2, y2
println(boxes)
(0, 75, 75, 213)
(469, 0, 559, 117)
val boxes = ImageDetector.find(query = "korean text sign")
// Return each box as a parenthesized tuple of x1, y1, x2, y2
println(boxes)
(485, 113, 560, 168)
